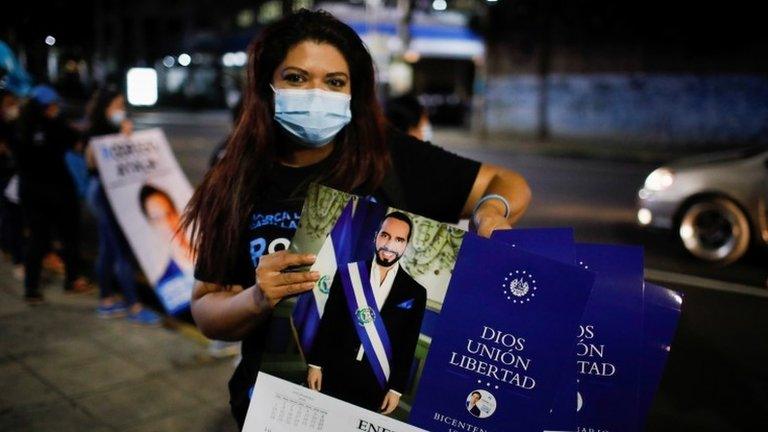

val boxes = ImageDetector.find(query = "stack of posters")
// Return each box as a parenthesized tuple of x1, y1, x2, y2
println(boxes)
(243, 184, 682, 431)
(492, 229, 682, 432)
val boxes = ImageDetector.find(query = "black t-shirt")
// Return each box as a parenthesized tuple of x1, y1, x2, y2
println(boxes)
(17, 115, 79, 201)
(194, 128, 481, 426)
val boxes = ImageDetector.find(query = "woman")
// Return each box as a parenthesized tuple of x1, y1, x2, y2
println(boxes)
(182, 10, 530, 428)
(85, 88, 160, 325)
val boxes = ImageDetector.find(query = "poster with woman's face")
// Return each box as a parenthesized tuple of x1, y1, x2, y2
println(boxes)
(90, 128, 195, 314)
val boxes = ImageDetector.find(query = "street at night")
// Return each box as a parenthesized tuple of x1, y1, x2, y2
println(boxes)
(3, 0, 768, 431)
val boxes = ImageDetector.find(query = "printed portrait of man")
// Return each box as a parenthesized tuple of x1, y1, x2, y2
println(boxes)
(306, 211, 427, 415)
(467, 391, 483, 417)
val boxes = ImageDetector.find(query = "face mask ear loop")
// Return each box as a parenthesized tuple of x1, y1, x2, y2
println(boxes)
(270, 84, 280, 116)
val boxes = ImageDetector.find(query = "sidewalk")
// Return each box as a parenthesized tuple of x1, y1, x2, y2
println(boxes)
(0, 262, 239, 432)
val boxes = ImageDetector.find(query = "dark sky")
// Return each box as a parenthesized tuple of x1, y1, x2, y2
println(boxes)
(1, 0, 96, 49)
(3, 0, 766, 73)
(486, 0, 768, 72)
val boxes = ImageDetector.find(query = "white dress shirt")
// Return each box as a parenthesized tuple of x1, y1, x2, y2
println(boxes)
(308, 260, 402, 396)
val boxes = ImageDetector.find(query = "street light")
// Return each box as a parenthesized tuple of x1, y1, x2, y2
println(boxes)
(432, 0, 447, 11)
(234, 51, 247, 66)
(45, 35, 56, 46)
(222, 52, 247, 67)
(178, 53, 191, 67)
(126, 68, 158, 106)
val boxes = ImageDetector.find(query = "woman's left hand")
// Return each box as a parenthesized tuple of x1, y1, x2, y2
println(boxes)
(471, 206, 512, 238)
(463, 164, 531, 237)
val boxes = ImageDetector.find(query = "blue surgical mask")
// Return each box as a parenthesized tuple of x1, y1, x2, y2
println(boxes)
(272, 85, 352, 147)
(109, 110, 126, 127)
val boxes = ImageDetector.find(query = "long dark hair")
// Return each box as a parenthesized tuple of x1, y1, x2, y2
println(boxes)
(182, 9, 389, 282)
(86, 87, 122, 137)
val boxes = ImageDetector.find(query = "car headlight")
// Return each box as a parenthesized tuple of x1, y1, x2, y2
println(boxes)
(644, 167, 675, 191)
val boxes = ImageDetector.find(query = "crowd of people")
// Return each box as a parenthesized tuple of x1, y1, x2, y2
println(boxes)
(0, 84, 160, 325)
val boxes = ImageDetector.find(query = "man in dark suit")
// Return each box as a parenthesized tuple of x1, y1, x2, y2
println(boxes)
(467, 391, 482, 417)
(307, 212, 427, 414)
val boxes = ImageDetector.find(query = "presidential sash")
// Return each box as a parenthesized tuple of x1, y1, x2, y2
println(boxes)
(292, 196, 387, 354)
(339, 260, 394, 389)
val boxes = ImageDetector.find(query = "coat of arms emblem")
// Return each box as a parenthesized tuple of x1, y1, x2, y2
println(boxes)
(503, 270, 538, 304)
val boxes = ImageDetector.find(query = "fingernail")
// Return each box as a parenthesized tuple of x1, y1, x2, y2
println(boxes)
(311, 271, 320, 278)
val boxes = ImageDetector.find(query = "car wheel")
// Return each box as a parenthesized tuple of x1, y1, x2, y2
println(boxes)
(678, 197, 751, 264)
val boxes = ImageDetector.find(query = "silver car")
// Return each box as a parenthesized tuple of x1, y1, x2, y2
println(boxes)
(636, 146, 768, 264)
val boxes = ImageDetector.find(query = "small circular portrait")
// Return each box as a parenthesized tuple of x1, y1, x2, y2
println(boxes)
(466, 389, 497, 419)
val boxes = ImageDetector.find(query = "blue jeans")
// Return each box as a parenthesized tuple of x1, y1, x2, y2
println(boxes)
(85, 177, 138, 306)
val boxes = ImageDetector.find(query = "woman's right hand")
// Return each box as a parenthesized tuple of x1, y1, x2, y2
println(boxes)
(255, 250, 319, 308)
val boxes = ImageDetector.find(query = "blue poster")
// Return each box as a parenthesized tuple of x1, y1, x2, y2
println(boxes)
(491, 228, 575, 265)
(639, 282, 683, 429)
(493, 232, 681, 431)
(571, 244, 645, 432)
(409, 234, 595, 432)
(493, 228, 577, 432)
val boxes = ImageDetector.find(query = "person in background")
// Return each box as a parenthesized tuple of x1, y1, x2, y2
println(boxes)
(385, 94, 433, 142)
(85, 88, 160, 325)
(0, 89, 24, 275)
(17, 85, 91, 303)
